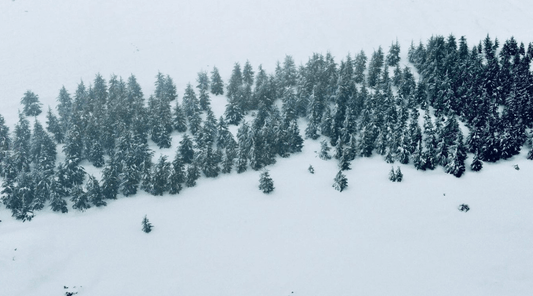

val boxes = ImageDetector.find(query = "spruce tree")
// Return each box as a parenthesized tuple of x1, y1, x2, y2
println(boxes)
(395, 167, 403, 182)
(46, 107, 64, 143)
(152, 156, 171, 196)
(101, 155, 120, 200)
(173, 100, 188, 133)
(389, 166, 397, 182)
(21, 90, 42, 116)
(71, 184, 91, 212)
(308, 165, 315, 174)
(333, 170, 348, 192)
(12, 113, 32, 173)
(185, 163, 200, 187)
(49, 179, 68, 213)
(178, 134, 195, 164)
(142, 215, 153, 233)
(210, 66, 224, 96)
(168, 154, 185, 194)
(471, 150, 483, 171)
(319, 140, 332, 160)
(86, 175, 106, 207)
(258, 170, 275, 194)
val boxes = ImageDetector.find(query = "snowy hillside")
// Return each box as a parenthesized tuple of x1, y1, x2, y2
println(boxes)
(1, 1, 533, 296)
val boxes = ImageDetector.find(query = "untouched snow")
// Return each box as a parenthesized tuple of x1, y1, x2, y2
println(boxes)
(1, 1, 533, 295)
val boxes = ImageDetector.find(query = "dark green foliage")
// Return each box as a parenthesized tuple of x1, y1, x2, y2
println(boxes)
(185, 163, 200, 187)
(12, 113, 32, 174)
(101, 155, 120, 200)
(319, 140, 331, 160)
(386, 40, 401, 67)
(395, 167, 403, 182)
(259, 170, 274, 194)
(71, 184, 91, 212)
(173, 100, 187, 133)
(151, 156, 171, 195)
(142, 215, 153, 233)
(21, 90, 42, 116)
(46, 107, 64, 143)
(338, 147, 352, 171)
(197, 71, 211, 111)
(169, 154, 185, 194)
(31, 120, 57, 173)
(179, 134, 195, 164)
(333, 170, 348, 192)
(56, 86, 73, 132)
(470, 150, 483, 171)
(210, 66, 224, 96)
(308, 165, 314, 174)
(367, 47, 384, 88)
(49, 179, 68, 213)
(389, 166, 397, 181)
(86, 175, 106, 207)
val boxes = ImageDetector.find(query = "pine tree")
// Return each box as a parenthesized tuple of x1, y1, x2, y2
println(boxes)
(471, 149, 483, 171)
(71, 184, 91, 212)
(168, 154, 185, 194)
(389, 166, 397, 182)
(395, 167, 403, 182)
(142, 215, 153, 233)
(185, 163, 200, 187)
(338, 147, 352, 171)
(173, 100, 187, 133)
(21, 90, 42, 116)
(86, 175, 106, 207)
(333, 170, 348, 192)
(308, 165, 315, 174)
(258, 170, 274, 194)
(210, 66, 224, 96)
(101, 155, 120, 200)
(319, 140, 332, 160)
(12, 113, 32, 173)
(49, 179, 68, 213)
(152, 156, 171, 196)
(178, 134, 195, 164)
(386, 40, 401, 67)
(56, 86, 73, 133)
(46, 107, 64, 143)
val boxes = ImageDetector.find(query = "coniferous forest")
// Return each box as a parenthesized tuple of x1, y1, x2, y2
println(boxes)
(2, 34, 533, 221)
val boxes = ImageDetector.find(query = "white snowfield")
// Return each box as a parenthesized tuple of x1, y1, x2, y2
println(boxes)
(1, 1, 533, 296)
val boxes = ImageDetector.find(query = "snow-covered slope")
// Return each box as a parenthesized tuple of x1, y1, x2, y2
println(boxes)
(1, 1, 533, 296)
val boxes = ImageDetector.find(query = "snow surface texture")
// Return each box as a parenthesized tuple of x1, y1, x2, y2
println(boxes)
(1, 1, 533, 295)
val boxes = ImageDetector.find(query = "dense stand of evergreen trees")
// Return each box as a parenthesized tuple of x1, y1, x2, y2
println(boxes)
(2, 34, 533, 220)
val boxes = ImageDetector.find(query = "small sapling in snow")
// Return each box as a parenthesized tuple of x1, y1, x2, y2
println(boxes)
(142, 215, 153, 233)
(308, 165, 314, 174)
(458, 204, 470, 212)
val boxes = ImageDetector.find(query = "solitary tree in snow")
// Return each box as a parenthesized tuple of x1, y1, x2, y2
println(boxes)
(259, 170, 274, 194)
(333, 170, 348, 192)
(142, 215, 153, 233)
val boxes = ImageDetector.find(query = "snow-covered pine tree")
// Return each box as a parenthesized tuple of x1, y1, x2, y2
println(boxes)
(258, 170, 274, 194)
(389, 166, 397, 182)
(49, 179, 68, 213)
(185, 163, 200, 187)
(332, 170, 348, 192)
(46, 107, 64, 143)
(21, 90, 42, 116)
(319, 140, 332, 160)
(142, 215, 153, 233)
(101, 155, 120, 200)
(395, 167, 403, 182)
(151, 156, 171, 196)
(470, 149, 483, 171)
(71, 184, 91, 212)
(210, 66, 224, 96)
(308, 165, 315, 174)
(173, 100, 187, 133)
(86, 175, 106, 207)
(168, 154, 185, 194)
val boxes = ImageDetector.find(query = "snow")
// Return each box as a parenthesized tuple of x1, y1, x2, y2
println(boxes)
(1, 1, 533, 295)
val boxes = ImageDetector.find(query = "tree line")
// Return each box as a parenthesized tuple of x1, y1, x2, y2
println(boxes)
(2, 34, 533, 221)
